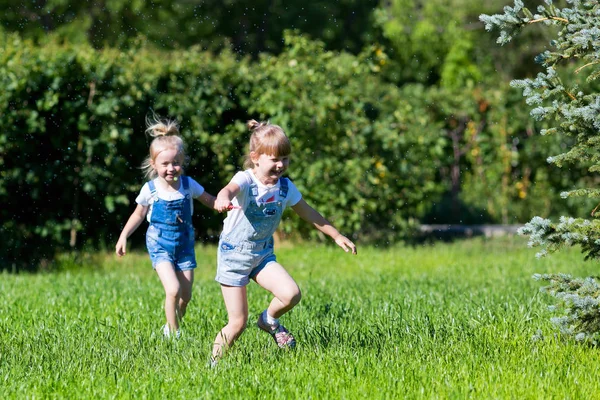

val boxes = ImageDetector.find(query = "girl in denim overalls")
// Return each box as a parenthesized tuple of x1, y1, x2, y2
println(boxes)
(211, 119, 357, 364)
(116, 118, 215, 338)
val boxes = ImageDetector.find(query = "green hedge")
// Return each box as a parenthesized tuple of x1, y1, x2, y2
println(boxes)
(0, 34, 246, 270)
(0, 31, 589, 271)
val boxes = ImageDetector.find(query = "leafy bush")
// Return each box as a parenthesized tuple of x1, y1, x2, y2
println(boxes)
(0, 33, 245, 270)
(0, 31, 448, 270)
(1, 22, 594, 271)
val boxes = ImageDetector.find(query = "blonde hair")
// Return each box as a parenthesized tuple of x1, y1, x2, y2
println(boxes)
(141, 116, 187, 180)
(243, 119, 291, 169)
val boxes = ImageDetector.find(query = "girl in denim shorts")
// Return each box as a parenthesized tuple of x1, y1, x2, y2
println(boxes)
(211, 119, 357, 364)
(116, 117, 215, 338)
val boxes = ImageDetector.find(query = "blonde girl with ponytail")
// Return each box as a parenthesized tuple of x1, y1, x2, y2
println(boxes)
(210, 119, 356, 365)
(116, 116, 216, 339)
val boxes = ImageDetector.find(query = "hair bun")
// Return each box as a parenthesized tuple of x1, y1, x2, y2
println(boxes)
(146, 116, 180, 137)
(247, 119, 264, 131)
(153, 125, 168, 136)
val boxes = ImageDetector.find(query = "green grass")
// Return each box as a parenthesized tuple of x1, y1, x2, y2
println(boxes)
(2, 237, 600, 398)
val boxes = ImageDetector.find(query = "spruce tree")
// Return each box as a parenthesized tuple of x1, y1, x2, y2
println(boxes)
(481, 1, 600, 343)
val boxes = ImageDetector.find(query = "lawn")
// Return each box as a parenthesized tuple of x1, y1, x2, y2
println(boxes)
(2, 237, 600, 398)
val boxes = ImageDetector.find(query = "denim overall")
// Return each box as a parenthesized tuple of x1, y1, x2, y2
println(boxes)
(216, 173, 289, 286)
(145, 176, 196, 271)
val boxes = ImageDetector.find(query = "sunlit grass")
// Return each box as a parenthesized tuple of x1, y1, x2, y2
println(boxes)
(2, 237, 600, 398)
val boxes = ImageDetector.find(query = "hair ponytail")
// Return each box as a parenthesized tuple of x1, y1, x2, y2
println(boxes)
(247, 119, 265, 132)
(146, 116, 180, 137)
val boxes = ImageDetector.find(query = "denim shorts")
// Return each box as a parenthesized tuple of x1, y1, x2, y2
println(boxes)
(146, 225, 197, 271)
(215, 237, 276, 286)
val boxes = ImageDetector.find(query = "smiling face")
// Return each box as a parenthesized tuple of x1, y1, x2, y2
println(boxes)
(251, 152, 290, 185)
(151, 147, 183, 184)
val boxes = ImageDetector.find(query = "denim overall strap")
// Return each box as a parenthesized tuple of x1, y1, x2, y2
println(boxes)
(279, 177, 288, 199)
(245, 170, 259, 197)
(148, 179, 158, 199)
(181, 175, 189, 191)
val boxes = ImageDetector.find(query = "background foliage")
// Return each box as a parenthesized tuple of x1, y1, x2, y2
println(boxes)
(0, 0, 592, 270)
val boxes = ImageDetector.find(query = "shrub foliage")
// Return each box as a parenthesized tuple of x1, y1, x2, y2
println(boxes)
(0, 19, 593, 271)
(0, 32, 445, 269)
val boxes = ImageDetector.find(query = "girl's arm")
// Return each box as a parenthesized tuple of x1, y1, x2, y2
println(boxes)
(214, 182, 241, 213)
(291, 199, 357, 254)
(115, 204, 149, 257)
(197, 191, 217, 210)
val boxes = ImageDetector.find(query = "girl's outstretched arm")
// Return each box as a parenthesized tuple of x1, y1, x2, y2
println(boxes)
(214, 182, 241, 213)
(291, 199, 357, 255)
(116, 204, 149, 257)
(197, 192, 217, 210)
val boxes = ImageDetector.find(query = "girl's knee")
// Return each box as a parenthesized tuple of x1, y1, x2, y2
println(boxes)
(180, 291, 192, 305)
(164, 284, 181, 300)
(228, 318, 247, 335)
(290, 287, 302, 306)
(282, 286, 302, 307)
(179, 297, 190, 312)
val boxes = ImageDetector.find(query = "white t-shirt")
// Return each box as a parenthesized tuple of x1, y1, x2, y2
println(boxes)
(135, 177, 205, 222)
(221, 170, 302, 236)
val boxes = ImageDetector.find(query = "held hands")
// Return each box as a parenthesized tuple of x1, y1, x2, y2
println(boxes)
(214, 196, 234, 213)
(215, 194, 241, 213)
(334, 234, 357, 255)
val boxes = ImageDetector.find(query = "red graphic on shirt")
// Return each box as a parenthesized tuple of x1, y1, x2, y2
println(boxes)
(265, 195, 276, 203)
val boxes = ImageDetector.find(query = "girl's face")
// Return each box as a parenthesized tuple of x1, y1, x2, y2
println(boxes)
(151, 148, 183, 184)
(251, 152, 290, 185)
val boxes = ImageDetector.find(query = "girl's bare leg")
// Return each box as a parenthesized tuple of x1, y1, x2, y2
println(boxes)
(176, 269, 194, 319)
(155, 262, 181, 331)
(254, 262, 301, 318)
(212, 285, 248, 359)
